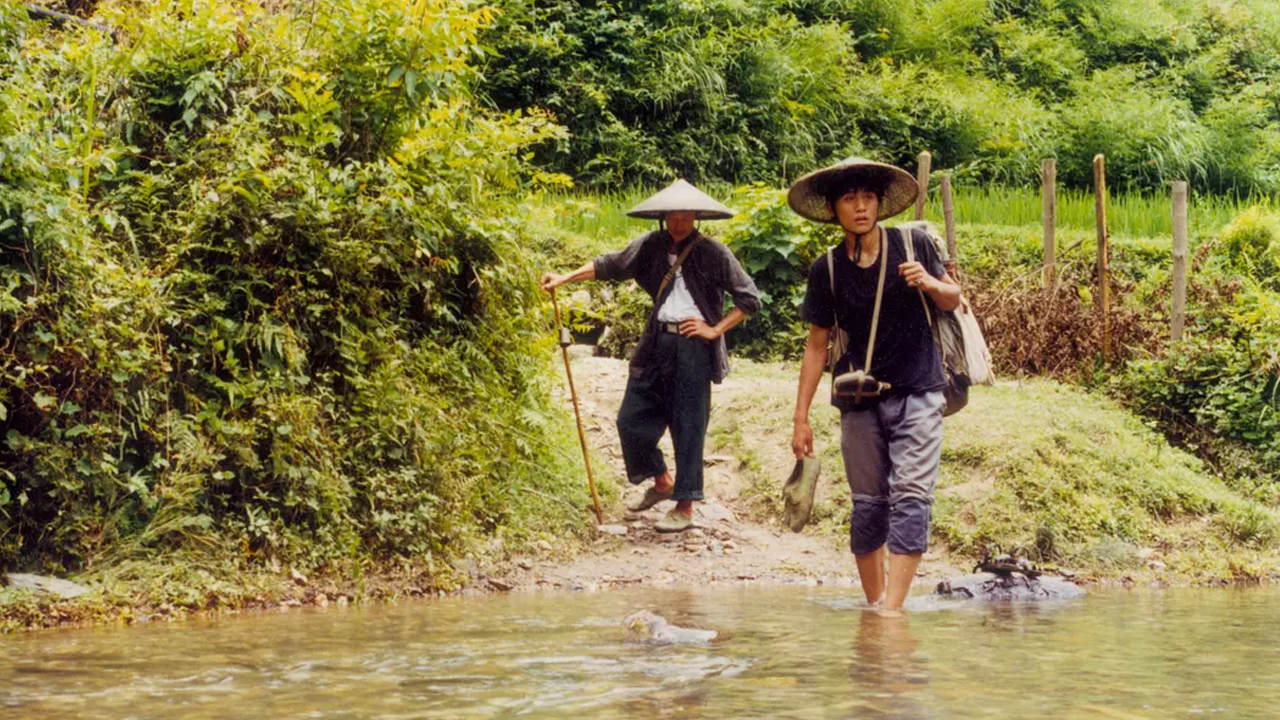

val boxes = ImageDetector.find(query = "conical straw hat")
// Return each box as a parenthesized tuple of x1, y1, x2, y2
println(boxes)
(627, 179, 735, 220)
(787, 157, 918, 223)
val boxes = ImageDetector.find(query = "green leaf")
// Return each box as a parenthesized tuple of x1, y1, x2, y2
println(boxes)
(32, 392, 55, 410)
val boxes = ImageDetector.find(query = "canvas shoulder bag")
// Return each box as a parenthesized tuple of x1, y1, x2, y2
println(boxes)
(900, 228, 971, 416)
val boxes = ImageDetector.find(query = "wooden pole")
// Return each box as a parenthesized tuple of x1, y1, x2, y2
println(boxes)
(550, 289, 604, 524)
(1093, 154, 1111, 361)
(940, 173, 957, 276)
(1171, 181, 1188, 343)
(914, 151, 932, 220)
(1042, 158, 1056, 290)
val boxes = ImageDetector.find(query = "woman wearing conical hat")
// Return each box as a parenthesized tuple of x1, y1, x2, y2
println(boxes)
(541, 180, 761, 533)
(787, 157, 961, 616)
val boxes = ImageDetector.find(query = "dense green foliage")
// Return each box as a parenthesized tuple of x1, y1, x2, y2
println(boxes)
(1114, 212, 1280, 499)
(0, 0, 594, 575)
(481, 0, 1280, 194)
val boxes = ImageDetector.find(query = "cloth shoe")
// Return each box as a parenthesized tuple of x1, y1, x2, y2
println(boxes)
(654, 509, 694, 533)
(782, 455, 821, 532)
(626, 483, 674, 512)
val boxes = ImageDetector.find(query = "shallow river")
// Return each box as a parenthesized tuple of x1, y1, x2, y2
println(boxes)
(4, 584, 1278, 719)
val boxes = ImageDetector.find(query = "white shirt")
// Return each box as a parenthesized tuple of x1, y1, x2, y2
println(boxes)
(655, 253, 706, 323)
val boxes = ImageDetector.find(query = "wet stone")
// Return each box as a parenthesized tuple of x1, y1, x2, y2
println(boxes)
(4, 573, 90, 599)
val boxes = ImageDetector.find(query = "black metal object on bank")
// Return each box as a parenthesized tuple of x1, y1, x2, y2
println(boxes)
(23, 3, 117, 42)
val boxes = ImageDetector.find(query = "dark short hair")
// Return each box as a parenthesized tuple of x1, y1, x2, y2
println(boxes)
(820, 169, 887, 210)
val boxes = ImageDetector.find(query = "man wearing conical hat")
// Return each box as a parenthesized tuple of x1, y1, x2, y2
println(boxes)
(787, 157, 961, 616)
(541, 180, 761, 533)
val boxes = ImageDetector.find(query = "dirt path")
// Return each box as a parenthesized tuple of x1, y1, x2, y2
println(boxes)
(472, 349, 963, 595)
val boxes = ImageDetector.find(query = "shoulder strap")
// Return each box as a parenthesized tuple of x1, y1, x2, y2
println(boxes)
(651, 234, 704, 320)
(827, 247, 837, 330)
(901, 228, 937, 332)
(656, 235, 702, 299)
(828, 235, 889, 373)
(864, 229, 888, 373)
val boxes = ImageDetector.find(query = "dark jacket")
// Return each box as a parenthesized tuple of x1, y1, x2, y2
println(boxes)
(593, 229, 761, 383)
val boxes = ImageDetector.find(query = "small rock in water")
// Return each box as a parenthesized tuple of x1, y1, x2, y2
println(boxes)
(623, 610, 717, 645)
(487, 578, 514, 592)
(4, 573, 90, 599)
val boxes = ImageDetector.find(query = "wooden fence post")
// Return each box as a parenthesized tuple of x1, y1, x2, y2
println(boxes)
(1172, 181, 1188, 342)
(914, 151, 931, 220)
(1093, 154, 1111, 361)
(940, 173, 957, 276)
(1042, 158, 1056, 290)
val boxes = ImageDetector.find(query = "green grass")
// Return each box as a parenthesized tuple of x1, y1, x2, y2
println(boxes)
(524, 185, 1270, 247)
(708, 360, 1280, 584)
(919, 185, 1271, 239)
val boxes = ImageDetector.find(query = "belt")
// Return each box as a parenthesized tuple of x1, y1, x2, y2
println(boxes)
(657, 321, 682, 335)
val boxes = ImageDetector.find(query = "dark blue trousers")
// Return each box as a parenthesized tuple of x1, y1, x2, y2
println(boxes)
(616, 333, 712, 501)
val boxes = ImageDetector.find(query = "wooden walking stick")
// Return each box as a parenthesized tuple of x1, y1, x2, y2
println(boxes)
(551, 289, 604, 523)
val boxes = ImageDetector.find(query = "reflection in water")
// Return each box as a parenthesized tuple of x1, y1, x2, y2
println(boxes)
(848, 611, 931, 719)
(3, 586, 1280, 719)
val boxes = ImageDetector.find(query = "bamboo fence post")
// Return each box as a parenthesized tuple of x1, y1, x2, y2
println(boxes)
(914, 151, 931, 220)
(940, 173, 957, 276)
(1042, 158, 1056, 289)
(1093, 154, 1111, 361)
(1172, 181, 1188, 342)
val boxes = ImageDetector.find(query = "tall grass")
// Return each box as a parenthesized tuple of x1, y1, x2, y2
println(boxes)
(922, 185, 1274, 238)
(528, 185, 1274, 244)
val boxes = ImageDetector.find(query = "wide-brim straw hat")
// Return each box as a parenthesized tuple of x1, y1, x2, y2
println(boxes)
(626, 178, 735, 220)
(787, 156, 918, 223)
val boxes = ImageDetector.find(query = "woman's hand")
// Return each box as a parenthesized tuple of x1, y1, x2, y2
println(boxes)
(540, 272, 566, 292)
(678, 318, 721, 340)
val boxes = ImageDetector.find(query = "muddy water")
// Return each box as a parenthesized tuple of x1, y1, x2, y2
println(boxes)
(4, 585, 1278, 719)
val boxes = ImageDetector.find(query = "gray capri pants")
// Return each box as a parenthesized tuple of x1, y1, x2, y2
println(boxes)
(840, 390, 944, 555)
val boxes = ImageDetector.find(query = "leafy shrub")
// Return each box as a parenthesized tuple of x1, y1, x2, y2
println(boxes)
(1114, 278, 1280, 500)
(1218, 206, 1280, 281)
(719, 185, 837, 359)
(0, 0, 592, 575)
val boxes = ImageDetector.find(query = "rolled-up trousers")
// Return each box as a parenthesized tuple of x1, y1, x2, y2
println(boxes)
(616, 332, 712, 501)
(841, 390, 945, 555)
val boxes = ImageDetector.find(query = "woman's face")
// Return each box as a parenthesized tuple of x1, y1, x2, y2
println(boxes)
(665, 211, 696, 242)
(831, 189, 879, 236)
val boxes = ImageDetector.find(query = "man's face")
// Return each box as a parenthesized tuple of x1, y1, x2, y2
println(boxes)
(665, 211, 696, 242)
(831, 189, 879, 235)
